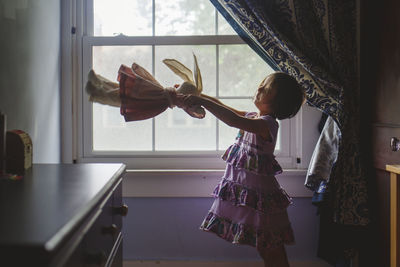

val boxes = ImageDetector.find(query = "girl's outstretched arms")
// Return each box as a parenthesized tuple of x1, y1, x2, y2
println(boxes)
(184, 95, 272, 141)
(199, 94, 247, 117)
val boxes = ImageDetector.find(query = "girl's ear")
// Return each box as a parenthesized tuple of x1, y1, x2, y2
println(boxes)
(193, 53, 202, 93)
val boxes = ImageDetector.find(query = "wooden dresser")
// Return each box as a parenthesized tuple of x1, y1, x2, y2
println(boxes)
(0, 163, 127, 267)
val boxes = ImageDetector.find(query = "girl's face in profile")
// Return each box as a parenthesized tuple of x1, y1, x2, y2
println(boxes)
(253, 75, 277, 108)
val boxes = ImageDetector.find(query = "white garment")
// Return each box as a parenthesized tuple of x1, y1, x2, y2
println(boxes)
(305, 116, 340, 191)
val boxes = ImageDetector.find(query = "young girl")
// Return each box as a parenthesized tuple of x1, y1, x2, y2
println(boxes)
(184, 72, 305, 267)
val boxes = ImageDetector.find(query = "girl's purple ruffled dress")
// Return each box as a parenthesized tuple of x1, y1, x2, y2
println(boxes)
(200, 113, 295, 250)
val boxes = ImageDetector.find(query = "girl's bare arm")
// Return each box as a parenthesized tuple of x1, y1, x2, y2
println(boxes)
(185, 95, 272, 141)
(200, 94, 247, 117)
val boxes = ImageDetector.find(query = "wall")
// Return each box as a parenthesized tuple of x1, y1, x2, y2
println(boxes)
(362, 0, 400, 266)
(122, 197, 322, 263)
(0, 0, 61, 163)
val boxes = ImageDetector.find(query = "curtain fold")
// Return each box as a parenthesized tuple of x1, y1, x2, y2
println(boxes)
(210, 0, 368, 261)
(212, 0, 345, 123)
(210, 0, 367, 225)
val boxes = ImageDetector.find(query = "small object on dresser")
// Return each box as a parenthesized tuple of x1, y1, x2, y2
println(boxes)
(0, 112, 6, 174)
(6, 130, 32, 175)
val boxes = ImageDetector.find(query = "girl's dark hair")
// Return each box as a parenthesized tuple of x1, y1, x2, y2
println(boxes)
(268, 72, 305, 120)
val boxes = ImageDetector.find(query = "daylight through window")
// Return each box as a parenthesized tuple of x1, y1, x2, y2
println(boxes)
(86, 0, 277, 153)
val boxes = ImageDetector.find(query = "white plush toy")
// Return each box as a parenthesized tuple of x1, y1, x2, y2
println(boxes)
(86, 53, 205, 121)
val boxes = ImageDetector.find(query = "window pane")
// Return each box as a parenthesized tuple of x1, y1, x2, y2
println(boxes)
(94, 0, 152, 36)
(155, 0, 215, 36)
(92, 46, 152, 81)
(219, 45, 274, 96)
(155, 108, 216, 151)
(218, 14, 237, 35)
(155, 45, 216, 96)
(92, 104, 152, 151)
(276, 125, 281, 151)
(92, 46, 153, 151)
(154, 46, 217, 151)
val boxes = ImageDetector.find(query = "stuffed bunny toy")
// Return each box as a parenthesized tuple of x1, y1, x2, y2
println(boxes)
(86, 53, 205, 121)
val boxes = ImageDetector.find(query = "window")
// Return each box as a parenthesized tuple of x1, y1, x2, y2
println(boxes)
(65, 0, 321, 170)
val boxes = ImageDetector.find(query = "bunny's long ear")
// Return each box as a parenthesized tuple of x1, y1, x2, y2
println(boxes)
(162, 59, 194, 84)
(193, 53, 202, 93)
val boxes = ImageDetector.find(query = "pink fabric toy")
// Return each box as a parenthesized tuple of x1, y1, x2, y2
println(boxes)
(86, 54, 205, 122)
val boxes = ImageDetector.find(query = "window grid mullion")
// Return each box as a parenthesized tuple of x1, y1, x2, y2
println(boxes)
(152, 0, 156, 37)
(82, 35, 244, 46)
(215, 8, 218, 35)
(152, 0, 156, 151)
(216, 44, 219, 151)
(152, 45, 156, 152)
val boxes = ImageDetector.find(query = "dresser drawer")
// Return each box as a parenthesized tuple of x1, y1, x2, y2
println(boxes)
(112, 182, 125, 234)
(82, 194, 115, 266)
(64, 179, 123, 267)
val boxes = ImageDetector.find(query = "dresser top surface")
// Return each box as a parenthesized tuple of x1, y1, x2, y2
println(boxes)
(0, 163, 125, 251)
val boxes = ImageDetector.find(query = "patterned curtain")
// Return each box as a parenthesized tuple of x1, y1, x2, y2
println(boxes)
(209, 0, 369, 260)
(210, 0, 369, 262)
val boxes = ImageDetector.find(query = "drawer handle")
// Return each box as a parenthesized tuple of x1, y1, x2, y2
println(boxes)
(113, 204, 128, 216)
(102, 224, 118, 236)
(391, 137, 400, 152)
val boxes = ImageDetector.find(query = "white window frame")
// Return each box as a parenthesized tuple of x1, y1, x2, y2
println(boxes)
(61, 0, 321, 174)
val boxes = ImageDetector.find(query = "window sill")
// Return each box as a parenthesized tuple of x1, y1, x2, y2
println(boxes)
(122, 169, 312, 198)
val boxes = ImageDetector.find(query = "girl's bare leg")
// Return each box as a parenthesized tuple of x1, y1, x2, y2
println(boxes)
(257, 245, 290, 267)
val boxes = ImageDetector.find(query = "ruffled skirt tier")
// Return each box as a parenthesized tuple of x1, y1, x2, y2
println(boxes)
(200, 165, 295, 250)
